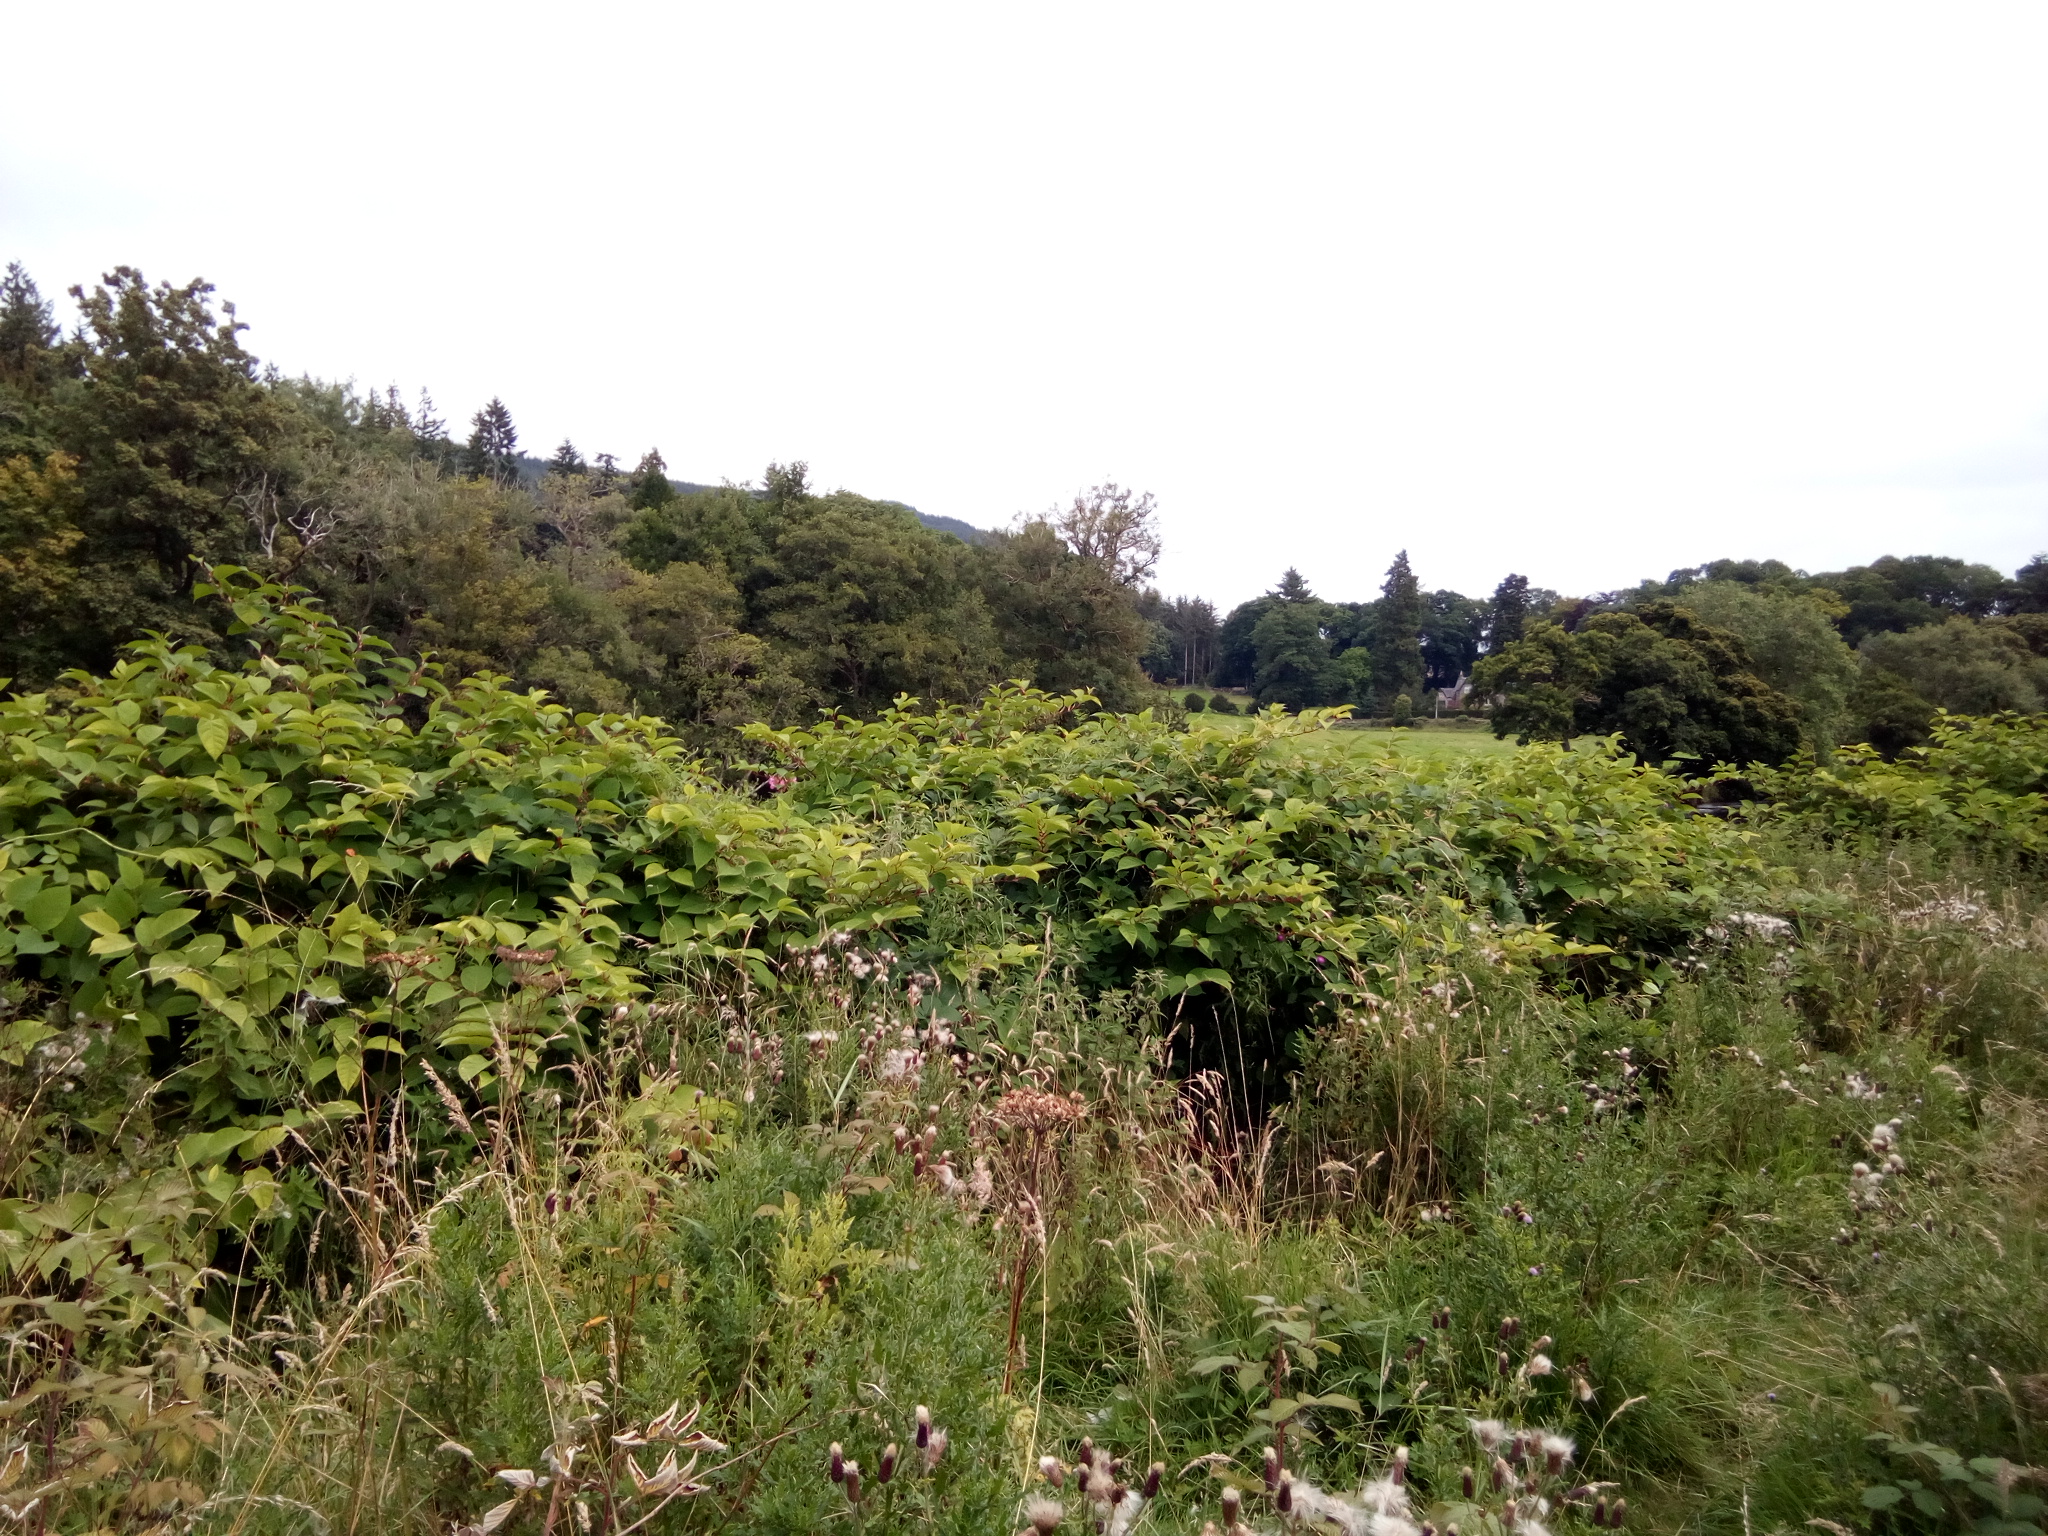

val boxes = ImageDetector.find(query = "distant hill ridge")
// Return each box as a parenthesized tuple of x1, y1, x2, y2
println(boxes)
(508, 454, 995, 543)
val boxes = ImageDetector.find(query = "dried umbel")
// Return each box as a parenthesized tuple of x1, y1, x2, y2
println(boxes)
(992, 1087, 1088, 1131)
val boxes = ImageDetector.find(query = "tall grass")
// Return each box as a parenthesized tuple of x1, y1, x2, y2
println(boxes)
(5, 837, 2045, 1534)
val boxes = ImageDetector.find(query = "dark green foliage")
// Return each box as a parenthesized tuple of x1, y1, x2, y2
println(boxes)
(1207, 691, 1235, 714)
(628, 446, 675, 509)
(1182, 690, 1206, 712)
(547, 436, 585, 475)
(1482, 573, 1531, 651)
(1476, 602, 1804, 768)
(0, 261, 58, 385)
(1849, 666, 1937, 757)
(461, 396, 519, 485)
(1369, 550, 1426, 712)
(1214, 593, 1277, 688)
(1421, 588, 1488, 689)
(1251, 600, 1341, 710)
(0, 269, 287, 683)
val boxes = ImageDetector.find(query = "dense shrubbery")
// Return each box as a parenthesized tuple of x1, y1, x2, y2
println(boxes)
(2, 576, 2045, 1533)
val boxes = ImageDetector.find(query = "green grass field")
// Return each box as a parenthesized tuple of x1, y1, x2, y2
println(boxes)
(1190, 712, 1521, 764)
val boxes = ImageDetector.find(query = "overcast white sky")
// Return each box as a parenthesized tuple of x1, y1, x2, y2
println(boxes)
(4, 4, 2045, 608)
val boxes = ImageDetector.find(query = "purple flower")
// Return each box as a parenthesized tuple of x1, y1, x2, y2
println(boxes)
(1313, 955, 1327, 967)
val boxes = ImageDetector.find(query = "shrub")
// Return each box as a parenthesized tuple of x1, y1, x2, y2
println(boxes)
(1183, 690, 1206, 712)
(1208, 692, 1236, 715)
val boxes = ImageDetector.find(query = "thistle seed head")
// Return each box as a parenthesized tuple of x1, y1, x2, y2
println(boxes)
(1143, 1462, 1163, 1499)
(1276, 1472, 1294, 1514)
(1040, 1455, 1065, 1489)
(843, 1461, 861, 1504)
(916, 1404, 931, 1448)
(829, 1442, 845, 1482)
(1263, 1446, 1281, 1489)
(1026, 1496, 1065, 1534)
(878, 1443, 898, 1484)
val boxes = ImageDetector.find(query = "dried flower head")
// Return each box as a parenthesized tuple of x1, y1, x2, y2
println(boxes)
(828, 1442, 845, 1483)
(1541, 1434, 1574, 1473)
(1026, 1496, 1065, 1534)
(1040, 1454, 1065, 1489)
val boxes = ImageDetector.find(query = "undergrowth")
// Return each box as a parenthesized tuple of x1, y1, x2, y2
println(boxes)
(1, 578, 2044, 1534)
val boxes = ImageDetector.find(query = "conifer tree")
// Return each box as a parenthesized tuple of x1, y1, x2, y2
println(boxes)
(630, 448, 675, 509)
(550, 438, 586, 476)
(1488, 572, 1531, 651)
(1369, 550, 1425, 710)
(1273, 567, 1316, 603)
(0, 262, 59, 380)
(462, 397, 518, 485)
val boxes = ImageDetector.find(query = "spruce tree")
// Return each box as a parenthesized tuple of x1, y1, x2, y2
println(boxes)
(1272, 568, 1316, 603)
(550, 438, 587, 476)
(0, 262, 59, 380)
(1369, 550, 1426, 711)
(462, 398, 518, 485)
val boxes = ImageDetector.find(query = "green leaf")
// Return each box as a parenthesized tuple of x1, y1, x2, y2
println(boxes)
(1862, 1487, 1904, 1510)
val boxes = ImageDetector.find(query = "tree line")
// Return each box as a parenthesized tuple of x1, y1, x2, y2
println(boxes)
(1182, 548, 2048, 767)
(0, 263, 1170, 745)
(3, 259, 2044, 769)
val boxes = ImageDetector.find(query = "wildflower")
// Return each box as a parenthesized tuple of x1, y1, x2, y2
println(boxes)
(1540, 1434, 1574, 1473)
(1025, 1497, 1065, 1534)
(1144, 1463, 1163, 1499)
(1462, 1466, 1476, 1498)
(1499, 1316, 1521, 1339)
(1572, 1374, 1594, 1403)
(1392, 1446, 1410, 1484)
(1040, 1454, 1065, 1488)
(924, 1428, 947, 1470)
(1469, 1419, 1506, 1451)
(829, 1442, 845, 1483)
(878, 1443, 898, 1484)
(1528, 1353, 1555, 1377)
(843, 1460, 862, 1505)
(1493, 1456, 1513, 1491)
(1359, 1475, 1410, 1517)
(1263, 1445, 1282, 1489)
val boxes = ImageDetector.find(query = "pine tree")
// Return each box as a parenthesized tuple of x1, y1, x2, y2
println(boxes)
(1488, 573, 1531, 651)
(0, 262, 59, 380)
(592, 452, 621, 494)
(462, 398, 518, 485)
(1369, 550, 1425, 711)
(550, 438, 587, 476)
